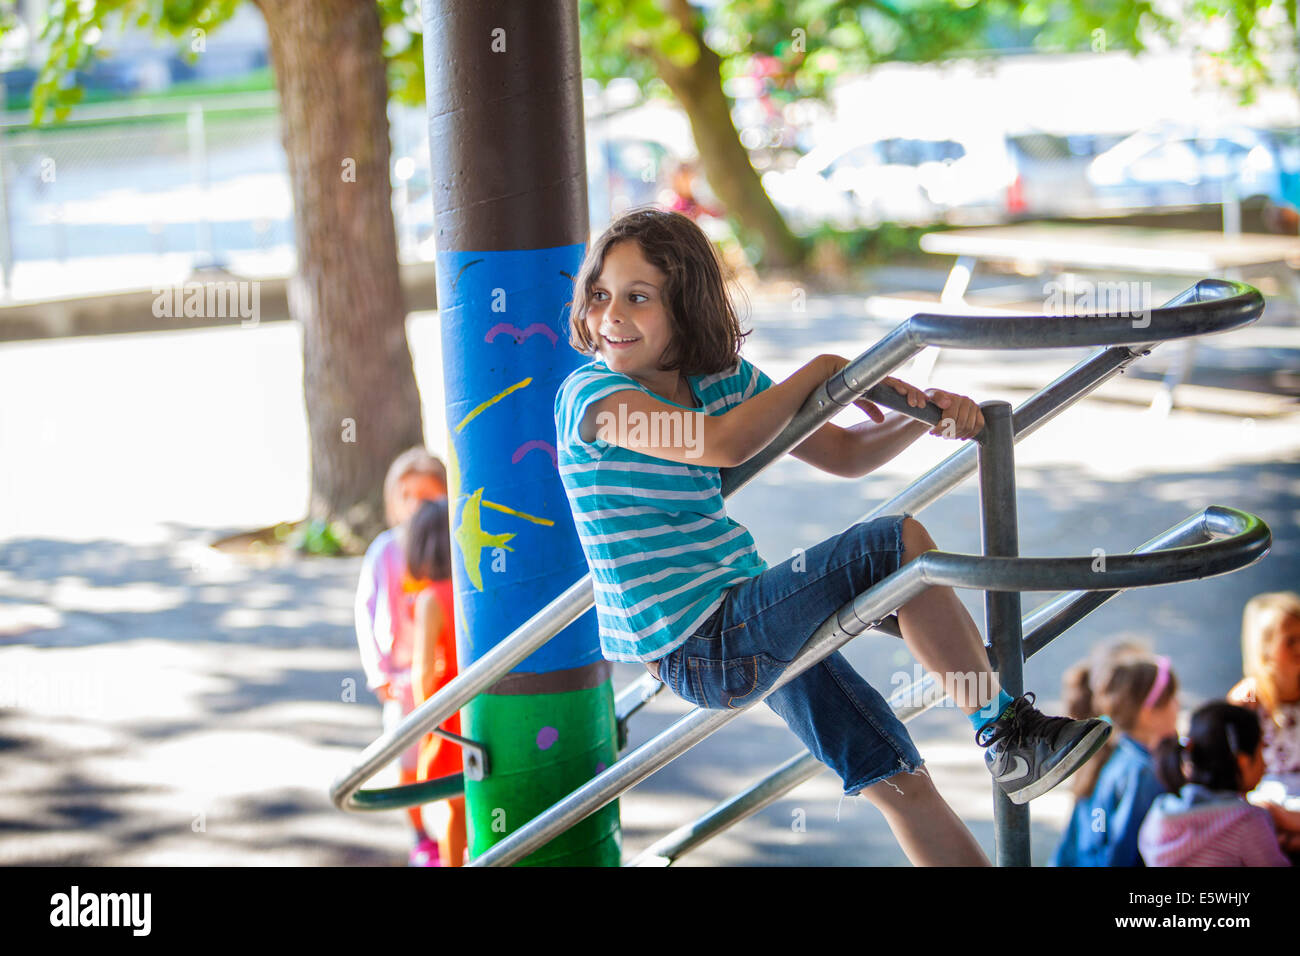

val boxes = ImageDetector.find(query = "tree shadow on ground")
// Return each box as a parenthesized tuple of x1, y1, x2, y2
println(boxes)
(1, 450, 1297, 865)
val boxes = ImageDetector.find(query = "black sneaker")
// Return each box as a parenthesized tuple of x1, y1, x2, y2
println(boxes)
(976, 692, 1112, 805)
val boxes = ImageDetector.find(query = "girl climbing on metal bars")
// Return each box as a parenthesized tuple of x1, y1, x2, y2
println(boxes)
(553, 207, 1111, 865)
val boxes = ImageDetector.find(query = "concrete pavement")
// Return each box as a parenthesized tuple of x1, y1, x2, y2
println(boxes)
(1, 283, 1296, 865)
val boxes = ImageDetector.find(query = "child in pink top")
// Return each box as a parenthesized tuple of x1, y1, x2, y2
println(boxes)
(1138, 700, 1290, 866)
(354, 447, 448, 866)
(1229, 592, 1300, 813)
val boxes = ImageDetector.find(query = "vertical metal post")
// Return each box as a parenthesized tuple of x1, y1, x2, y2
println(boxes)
(1221, 175, 1241, 237)
(0, 130, 12, 299)
(977, 400, 1030, 867)
(187, 103, 217, 269)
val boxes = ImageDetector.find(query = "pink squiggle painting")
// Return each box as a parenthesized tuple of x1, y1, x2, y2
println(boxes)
(512, 440, 557, 466)
(485, 323, 558, 347)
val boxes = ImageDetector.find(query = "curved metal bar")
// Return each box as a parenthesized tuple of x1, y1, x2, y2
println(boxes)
(910, 506, 1268, 594)
(905, 278, 1262, 350)
(720, 325, 923, 495)
(719, 279, 1257, 499)
(330, 574, 595, 811)
(468, 563, 933, 868)
(332, 279, 1266, 815)
(349, 774, 465, 811)
(471, 506, 1270, 867)
(863, 280, 1223, 519)
(1020, 509, 1214, 658)
(640, 503, 1260, 866)
(861, 381, 947, 430)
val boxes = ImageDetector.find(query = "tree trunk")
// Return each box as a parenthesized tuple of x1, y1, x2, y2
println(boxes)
(254, 0, 425, 543)
(652, 0, 807, 270)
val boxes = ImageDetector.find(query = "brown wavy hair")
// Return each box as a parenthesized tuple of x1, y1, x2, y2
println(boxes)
(566, 206, 751, 376)
(1062, 640, 1179, 799)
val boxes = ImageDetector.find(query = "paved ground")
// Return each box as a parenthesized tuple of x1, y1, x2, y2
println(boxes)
(1, 273, 1297, 865)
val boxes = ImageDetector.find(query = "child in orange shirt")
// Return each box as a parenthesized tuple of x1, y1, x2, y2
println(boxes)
(354, 448, 448, 865)
(403, 497, 467, 867)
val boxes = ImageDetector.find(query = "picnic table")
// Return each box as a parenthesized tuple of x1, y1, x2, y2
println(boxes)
(920, 223, 1300, 307)
(868, 222, 1300, 410)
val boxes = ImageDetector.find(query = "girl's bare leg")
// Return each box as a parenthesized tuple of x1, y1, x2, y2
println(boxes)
(400, 766, 426, 835)
(855, 518, 999, 865)
(862, 769, 990, 866)
(442, 796, 468, 867)
(896, 517, 1001, 717)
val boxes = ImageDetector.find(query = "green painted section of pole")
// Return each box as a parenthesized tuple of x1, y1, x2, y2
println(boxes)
(978, 401, 1031, 866)
(462, 684, 621, 866)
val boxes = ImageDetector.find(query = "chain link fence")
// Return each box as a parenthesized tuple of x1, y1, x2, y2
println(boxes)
(0, 91, 685, 302)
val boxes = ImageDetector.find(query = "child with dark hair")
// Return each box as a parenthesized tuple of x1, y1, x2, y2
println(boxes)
(403, 497, 467, 867)
(1138, 700, 1291, 866)
(353, 447, 448, 865)
(554, 206, 1111, 865)
(1051, 643, 1179, 867)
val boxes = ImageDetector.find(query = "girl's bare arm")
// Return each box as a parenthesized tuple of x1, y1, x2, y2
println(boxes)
(580, 355, 837, 467)
(412, 591, 444, 706)
(788, 363, 984, 478)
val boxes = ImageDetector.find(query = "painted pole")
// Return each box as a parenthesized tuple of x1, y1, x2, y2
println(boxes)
(422, 0, 620, 865)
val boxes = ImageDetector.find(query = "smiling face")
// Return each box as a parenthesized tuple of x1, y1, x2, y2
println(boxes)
(584, 240, 679, 391)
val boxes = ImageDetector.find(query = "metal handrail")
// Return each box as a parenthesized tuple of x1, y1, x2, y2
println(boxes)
(330, 278, 1264, 817)
(470, 505, 1268, 866)
(625, 506, 1265, 865)
(905, 277, 1261, 349)
(862, 509, 1270, 597)
(718, 278, 1258, 495)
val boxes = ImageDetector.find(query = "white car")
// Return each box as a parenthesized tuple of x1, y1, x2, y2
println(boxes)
(1087, 124, 1287, 210)
(763, 132, 1018, 230)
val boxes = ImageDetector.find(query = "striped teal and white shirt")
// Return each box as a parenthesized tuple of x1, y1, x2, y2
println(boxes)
(554, 356, 776, 663)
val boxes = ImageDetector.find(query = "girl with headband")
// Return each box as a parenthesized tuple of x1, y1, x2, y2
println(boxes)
(1052, 643, 1181, 867)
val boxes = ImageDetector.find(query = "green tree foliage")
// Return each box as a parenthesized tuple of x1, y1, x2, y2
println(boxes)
(377, 0, 425, 106)
(1182, 0, 1299, 99)
(30, 0, 429, 121)
(579, 0, 1292, 117)
(577, 0, 1170, 103)
(34, 1, 243, 120)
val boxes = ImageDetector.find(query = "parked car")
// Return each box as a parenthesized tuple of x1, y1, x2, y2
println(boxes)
(1003, 132, 1128, 218)
(1259, 126, 1300, 210)
(1086, 123, 1295, 211)
(586, 135, 678, 230)
(762, 131, 1018, 230)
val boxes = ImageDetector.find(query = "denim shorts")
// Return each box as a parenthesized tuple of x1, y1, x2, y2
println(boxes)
(652, 514, 924, 795)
